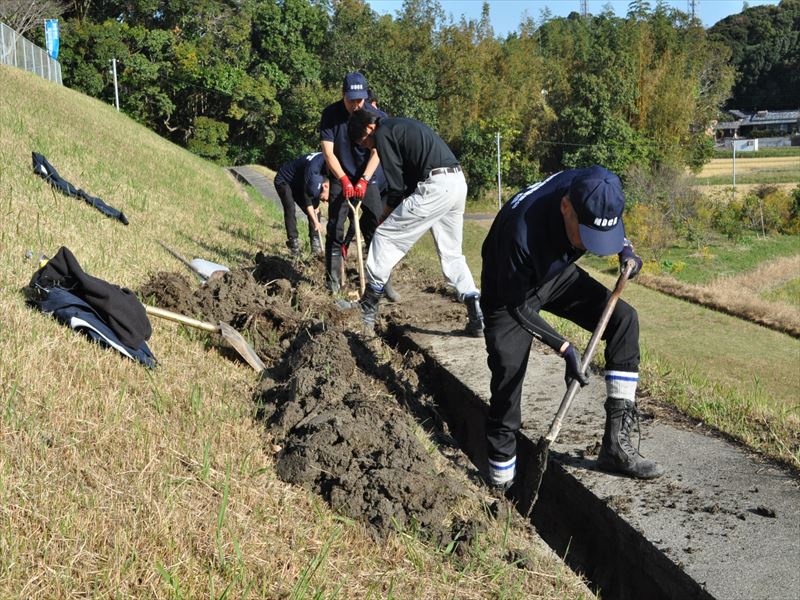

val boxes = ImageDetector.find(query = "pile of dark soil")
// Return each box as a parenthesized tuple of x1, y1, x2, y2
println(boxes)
(139, 253, 482, 541)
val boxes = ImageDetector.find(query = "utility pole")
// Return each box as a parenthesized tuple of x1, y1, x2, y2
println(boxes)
(688, 0, 699, 21)
(496, 132, 502, 209)
(580, 0, 588, 17)
(110, 58, 120, 111)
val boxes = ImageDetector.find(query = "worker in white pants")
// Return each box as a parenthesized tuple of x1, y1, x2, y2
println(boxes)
(367, 169, 476, 299)
(338, 111, 484, 336)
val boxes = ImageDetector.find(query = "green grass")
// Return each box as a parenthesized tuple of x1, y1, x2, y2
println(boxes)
(763, 278, 800, 309)
(696, 172, 800, 185)
(582, 233, 800, 285)
(713, 147, 800, 159)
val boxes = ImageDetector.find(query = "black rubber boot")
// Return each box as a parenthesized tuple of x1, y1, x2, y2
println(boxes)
(465, 293, 484, 337)
(597, 398, 664, 479)
(357, 285, 383, 328)
(326, 243, 343, 294)
(336, 285, 383, 329)
(384, 274, 401, 303)
(286, 238, 301, 258)
(310, 231, 323, 257)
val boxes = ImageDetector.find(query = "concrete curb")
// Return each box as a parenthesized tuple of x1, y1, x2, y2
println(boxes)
(386, 322, 800, 600)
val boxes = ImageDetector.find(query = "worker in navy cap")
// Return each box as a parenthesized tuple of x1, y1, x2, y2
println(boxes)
(319, 72, 389, 294)
(480, 165, 663, 491)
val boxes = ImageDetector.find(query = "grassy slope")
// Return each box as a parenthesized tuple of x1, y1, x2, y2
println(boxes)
(406, 221, 800, 466)
(0, 66, 589, 598)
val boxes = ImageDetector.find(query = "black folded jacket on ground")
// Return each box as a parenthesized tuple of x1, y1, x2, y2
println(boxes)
(29, 246, 151, 349)
(35, 287, 156, 368)
(31, 152, 129, 225)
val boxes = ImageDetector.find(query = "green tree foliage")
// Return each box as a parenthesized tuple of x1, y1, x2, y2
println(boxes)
(708, 0, 800, 109)
(55, 0, 739, 196)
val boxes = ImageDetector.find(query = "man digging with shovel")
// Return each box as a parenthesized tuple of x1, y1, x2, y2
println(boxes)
(340, 110, 484, 337)
(480, 166, 664, 492)
(273, 151, 329, 258)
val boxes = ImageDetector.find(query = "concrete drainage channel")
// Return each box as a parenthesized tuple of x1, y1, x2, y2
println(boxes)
(383, 321, 800, 600)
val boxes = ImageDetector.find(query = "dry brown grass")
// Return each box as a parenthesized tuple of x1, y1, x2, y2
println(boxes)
(0, 65, 590, 598)
(699, 156, 800, 178)
(638, 255, 800, 337)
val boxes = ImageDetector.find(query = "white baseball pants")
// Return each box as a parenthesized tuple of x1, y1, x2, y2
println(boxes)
(366, 170, 479, 300)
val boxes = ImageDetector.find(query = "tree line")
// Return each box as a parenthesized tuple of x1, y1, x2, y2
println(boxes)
(6, 0, 796, 196)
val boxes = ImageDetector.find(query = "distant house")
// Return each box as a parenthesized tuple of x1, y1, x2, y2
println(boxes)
(714, 109, 800, 140)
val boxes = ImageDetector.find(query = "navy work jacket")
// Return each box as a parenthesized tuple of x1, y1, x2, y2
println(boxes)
(481, 171, 587, 311)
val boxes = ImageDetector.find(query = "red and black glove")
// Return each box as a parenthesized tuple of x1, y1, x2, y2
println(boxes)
(353, 177, 368, 199)
(339, 175, 355, 199)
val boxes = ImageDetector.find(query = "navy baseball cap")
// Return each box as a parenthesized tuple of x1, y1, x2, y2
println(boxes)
(307, 174, 325, 199)
(568, 166, 626, 256)
(342, 72, 368, 100)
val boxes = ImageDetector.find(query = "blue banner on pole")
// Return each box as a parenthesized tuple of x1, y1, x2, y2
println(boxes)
(44, 19, 59, 60)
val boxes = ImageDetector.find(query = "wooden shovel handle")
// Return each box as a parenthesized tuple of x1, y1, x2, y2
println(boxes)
(145, 305, 220, 333)
(543, 260, 636, 443)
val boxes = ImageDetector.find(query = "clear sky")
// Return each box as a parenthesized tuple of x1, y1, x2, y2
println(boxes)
(366, 0, 781, 36)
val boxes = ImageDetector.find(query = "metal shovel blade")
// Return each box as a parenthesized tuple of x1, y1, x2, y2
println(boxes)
(218, 321, 266, 373)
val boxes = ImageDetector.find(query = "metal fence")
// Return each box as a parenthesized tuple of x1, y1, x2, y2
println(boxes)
(0, 22, 62, 85)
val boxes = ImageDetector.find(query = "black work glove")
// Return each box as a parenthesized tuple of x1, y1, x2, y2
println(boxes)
(562, 344, 589, 387)
(618, 238, 643, 279)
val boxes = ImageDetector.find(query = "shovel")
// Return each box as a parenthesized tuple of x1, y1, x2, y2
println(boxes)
(526, 260, 635, 513)
(157, 241, 229, 282)
(158, 241, 207, 280)
(346, 198, 366, 296)
(145, 305, 265, 373)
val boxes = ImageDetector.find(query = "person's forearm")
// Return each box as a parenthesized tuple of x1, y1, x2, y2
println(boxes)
(321, 141, 346, 181)
(306, 205, 321, 231)
(361, 149, 380, 181)
(509, 302, 566, 353)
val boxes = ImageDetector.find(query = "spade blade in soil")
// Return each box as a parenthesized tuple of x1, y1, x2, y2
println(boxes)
(219, 321, 265, 373)
(526, 436, 552, 516)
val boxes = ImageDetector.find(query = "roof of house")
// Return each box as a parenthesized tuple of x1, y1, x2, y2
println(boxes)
(722, 109, 799, 125)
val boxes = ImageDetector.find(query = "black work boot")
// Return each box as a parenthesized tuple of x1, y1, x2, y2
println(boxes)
(357, 285, 383, 328)
(464, 293, 484, 337)
(597, 398, 664, 479)
(310, 231, 323, 257)
(336, 284, 383, 329)
(286, 238, 301, 258)
(325, 242, 343, 294)
(384, 274, 401, 303)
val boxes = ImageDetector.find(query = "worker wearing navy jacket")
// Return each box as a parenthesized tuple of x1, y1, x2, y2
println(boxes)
(319, 72, 387, 292)
(342, 111, 484, 337)
(480, 166, 664, 489)
(273, 152, 328, 257)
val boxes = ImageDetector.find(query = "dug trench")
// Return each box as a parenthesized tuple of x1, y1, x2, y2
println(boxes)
(139, 253, 569, 583)
(139, 252, 800, 600)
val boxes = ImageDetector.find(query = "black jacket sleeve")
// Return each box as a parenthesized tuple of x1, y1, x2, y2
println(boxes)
(509, 302, 565, 352)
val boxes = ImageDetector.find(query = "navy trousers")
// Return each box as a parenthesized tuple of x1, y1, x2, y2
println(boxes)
(483, 264, 640, 463)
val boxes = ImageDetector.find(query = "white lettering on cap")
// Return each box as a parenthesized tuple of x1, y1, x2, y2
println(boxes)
(594, 217, 618, 227)
(350, 84, 364, 90)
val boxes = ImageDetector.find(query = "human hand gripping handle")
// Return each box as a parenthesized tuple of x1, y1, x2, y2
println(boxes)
(561, 344, 590, 387)
(618, 238, 642, 279)
(339, 175, 355, 199)
(353, 177, 368, 199)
